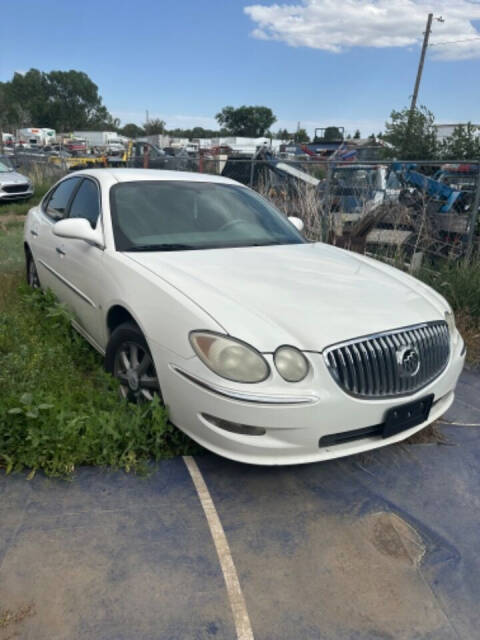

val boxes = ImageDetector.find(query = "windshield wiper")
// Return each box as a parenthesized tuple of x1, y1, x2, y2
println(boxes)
(125, 243, 197, 252)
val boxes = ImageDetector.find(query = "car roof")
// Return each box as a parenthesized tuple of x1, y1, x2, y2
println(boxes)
(70, 168, 243, 186)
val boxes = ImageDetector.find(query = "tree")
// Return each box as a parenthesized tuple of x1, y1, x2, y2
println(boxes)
(2, 71, 45, 129)
(45, 69, 110, 130)
(353, 129, 361, 139)
(1, 68, 114, 132)
(323, 126, 343, 141)
(383, 105, 438, 160)
(440, 123, 480, 160)
(295, 128, 310, 143)
(121, 123, 145, 138)
(143, 118, 166, 135)
(275, 128, 291, 140)
(215, 105, 276, 137)
(167, 126, 224, 138)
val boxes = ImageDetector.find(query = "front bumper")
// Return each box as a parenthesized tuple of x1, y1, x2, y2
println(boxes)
(0, 186, 34, 201)
(151, 335, 465, 466)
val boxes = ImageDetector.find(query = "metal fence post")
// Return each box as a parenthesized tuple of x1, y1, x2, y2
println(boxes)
(465, 165, 480, 261)
(249, 154, 256, 188)
(321, 159, 332, 242)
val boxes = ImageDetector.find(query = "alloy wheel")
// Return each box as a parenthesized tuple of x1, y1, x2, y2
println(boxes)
(113, 340, 160, 402)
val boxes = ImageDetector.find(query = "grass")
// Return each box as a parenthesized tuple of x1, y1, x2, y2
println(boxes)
(0, 222, 24, 272)
(0, 267, 199, 477)
(418, 258, 480, 366)
(0, 180, 52, 217)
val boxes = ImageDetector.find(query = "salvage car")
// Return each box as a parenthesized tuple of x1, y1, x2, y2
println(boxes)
(0, 155, 34, 201)
(23, 169, 465, 465)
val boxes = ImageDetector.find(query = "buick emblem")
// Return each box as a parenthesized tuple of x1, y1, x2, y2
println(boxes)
(396, 345, 420, 377)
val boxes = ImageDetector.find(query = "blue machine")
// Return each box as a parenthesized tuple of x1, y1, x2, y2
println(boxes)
(391, 162, 464, 213)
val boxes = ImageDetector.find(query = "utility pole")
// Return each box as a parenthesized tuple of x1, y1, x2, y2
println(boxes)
(409, 13, 434, 116)
(403, 13, 434, 154)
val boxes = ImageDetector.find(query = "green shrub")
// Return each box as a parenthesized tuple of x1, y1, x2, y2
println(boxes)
(419, 259, 480, 322)
(0, 281, 199, 477)
(418, 259, 480, 365)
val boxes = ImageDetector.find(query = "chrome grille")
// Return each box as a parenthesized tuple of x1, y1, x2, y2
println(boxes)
(324, 321, 450, 398)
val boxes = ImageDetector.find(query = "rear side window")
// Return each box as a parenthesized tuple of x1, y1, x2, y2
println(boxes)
(69, 179, 100, 228)
(45, 178, 81, 220)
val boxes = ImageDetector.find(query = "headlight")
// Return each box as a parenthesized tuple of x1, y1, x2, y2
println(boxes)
(444, 310, 457, 342)
(189, 331, 269, 383)
(274, 346, 309, 382)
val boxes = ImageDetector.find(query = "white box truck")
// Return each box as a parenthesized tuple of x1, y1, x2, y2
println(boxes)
(73, 131, 125, 154)
(16, 128, 56, 147)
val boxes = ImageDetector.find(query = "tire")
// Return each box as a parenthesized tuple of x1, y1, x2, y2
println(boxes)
(105, 322, 161, 402)
(26, 251, 41, 289)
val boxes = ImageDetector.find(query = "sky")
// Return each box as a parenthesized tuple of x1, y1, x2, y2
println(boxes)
(1, 0, 480, 137)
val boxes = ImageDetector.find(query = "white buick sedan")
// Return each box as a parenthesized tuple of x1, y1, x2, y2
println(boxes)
(24, 169, 465, 465)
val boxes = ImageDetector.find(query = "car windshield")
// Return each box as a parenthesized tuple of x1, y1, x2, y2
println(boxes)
(0, 157, 14, 172)
(110, 181, 305, 251)
(332, 168, 377, 189)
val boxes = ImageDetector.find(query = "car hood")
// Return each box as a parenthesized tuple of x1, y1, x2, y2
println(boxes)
(126, 243, 448, 352)
(0, 171, 29, 187)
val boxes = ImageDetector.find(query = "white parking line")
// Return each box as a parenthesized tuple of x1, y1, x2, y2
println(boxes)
(183, 456, 254, 640)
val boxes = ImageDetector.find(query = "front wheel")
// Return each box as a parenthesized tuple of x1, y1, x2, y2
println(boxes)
(105, 322, 161, 402)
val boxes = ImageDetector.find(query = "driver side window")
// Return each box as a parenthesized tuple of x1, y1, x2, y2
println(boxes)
(68, 178, 101, 228)
(44, 177, 81, 221)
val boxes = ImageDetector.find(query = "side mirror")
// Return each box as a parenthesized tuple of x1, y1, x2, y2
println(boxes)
(288, 216, 304, 232)
(53, 218, 104, 249)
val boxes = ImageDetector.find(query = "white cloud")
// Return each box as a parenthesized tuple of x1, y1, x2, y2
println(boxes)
(244, 0, 480, 60)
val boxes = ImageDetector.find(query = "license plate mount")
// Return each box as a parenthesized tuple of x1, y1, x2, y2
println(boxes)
(382, 394, 434, 439)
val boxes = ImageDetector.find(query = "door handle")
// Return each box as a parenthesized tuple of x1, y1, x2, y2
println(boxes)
(56, 247, 66, 256)
(30, 230, 38, 237)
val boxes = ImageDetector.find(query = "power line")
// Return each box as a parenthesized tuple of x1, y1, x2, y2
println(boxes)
(429, 36, 480, 46)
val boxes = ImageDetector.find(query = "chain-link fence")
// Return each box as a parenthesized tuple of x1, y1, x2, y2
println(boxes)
(11, 147, 480, 269)
(162, 153, 479, 269)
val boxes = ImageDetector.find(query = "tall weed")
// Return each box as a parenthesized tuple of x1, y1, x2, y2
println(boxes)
(0, 284, 199, 477)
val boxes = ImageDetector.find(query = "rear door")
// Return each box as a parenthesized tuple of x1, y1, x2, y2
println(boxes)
(29, 176, 82, 298)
